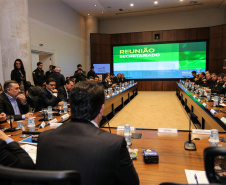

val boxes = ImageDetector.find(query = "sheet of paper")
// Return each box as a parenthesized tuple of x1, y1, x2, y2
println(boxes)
(21, 144, 37, 164)
(185, 169, 209, 184)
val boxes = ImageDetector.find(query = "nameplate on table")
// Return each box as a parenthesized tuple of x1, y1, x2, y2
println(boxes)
(220, 117, 226, 124)
(50, 122, 63, 128)
(210, 109, 217, 115)
(158, 128, 178, 133)
(61, 113, 70, 121)
(197, 99, 201, 103)
(48, 118, 58, 124)
(192, 129, 211, 135)
(202, 103, 207, 107)
(193, 95, 197, 99)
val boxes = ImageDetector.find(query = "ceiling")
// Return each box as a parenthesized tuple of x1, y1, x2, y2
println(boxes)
(62, 0, 226, 20)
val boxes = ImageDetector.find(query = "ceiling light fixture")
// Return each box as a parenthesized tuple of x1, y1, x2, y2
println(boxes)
(102, 12, 103, 13)
(180, 0, 184, 1)
(130, 3, 134, 7)
(88, 14, 90, 16)
(95, 4, 96, 6)
(154, 1, 158, 4)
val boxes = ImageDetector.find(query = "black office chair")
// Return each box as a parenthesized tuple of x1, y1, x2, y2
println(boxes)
(0, 165, 81, 185)
(204, 147, 226, 183)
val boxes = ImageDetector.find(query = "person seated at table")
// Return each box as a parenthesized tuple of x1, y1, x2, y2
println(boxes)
(0, 83, 3, 94)
(114, 73, 122, 85)
(121, 73, 127, 83)
(203, 73, 213, 88)
(195, 72, 206, 86)
(102, 74, 116, 89)
(0, 80, 32, 121)
(57, 79, 74, 102)
(38, 78, 63, 108)
(0, 130, 35, 169)
(36, 81, 139, 185)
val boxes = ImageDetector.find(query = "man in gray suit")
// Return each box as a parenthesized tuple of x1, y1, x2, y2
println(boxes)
(36, 81, 139, 185)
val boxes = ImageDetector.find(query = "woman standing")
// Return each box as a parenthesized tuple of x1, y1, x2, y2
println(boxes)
(11, 59, 27, 95)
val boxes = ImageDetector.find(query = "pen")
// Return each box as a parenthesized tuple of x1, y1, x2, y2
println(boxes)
(194, 174, 199, 184)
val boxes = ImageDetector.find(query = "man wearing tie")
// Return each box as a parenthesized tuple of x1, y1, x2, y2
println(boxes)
(0, 80, 31, 121)
(37, 81, 139, 185)
(57, 79, 74, 102)
(38, 78, 63, 108)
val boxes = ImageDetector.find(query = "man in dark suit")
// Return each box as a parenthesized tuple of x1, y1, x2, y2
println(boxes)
(36, 81, 139, 185)
(57, 79, 74, 102)
(87, 66, 96, 79)
(38, 78, 63, 108)
(0, 130, 35, 169)
(49, 66, 65, 89)
(0, 80, 31, 121)
(114, 73, 122, 84)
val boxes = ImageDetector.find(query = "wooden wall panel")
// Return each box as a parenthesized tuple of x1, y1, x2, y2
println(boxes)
(197, 27, 209, 40)
(100, 34, 111, 44)
(163, 81, 178, 91)
(90, 33, 101, 44)
(100, 44, 111, 54)
(210, 25, 223, 38)
(120, 33, 131, 44)
(141, 32, 153, 43)
(152, 81, 163, 91)
(101, 53, 111, 63)
(91, 44, 101, 54)
(91, 53, 101, 64)
(131, 32, 142, 43)
(111, 34, 121, 45)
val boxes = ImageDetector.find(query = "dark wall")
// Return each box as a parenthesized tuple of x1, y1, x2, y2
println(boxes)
(90, 25, 226, 91)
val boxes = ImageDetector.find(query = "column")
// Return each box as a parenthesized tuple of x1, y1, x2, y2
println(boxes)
(85, 16, 98, 73)
(0, 0, 32, 83)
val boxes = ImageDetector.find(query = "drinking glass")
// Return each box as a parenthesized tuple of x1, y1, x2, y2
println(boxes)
(6, 115, 14, 125)
(20, 121, 28, 138)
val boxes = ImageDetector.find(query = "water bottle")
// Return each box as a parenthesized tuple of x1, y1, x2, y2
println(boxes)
(63, 102, 68, 113)
(124, 124, 131, 146)
(28, 117, 35, 132)
(47, 106, 53, 120)
(209, 129, 219, 146)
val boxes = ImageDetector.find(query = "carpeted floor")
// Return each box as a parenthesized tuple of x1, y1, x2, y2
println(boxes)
(107, 91, 190, 130)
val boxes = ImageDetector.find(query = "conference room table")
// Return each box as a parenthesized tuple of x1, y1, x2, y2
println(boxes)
(176, 82, 226, 132)
(1, 82, 225, 185)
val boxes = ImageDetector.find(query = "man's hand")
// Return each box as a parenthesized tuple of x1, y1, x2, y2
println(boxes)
(58, 101, 64, 106)
(25, 112, 33, 119)
(0, 112, 6, 121)
(17, 94, 26, 104)
(0, 130, 10, 141)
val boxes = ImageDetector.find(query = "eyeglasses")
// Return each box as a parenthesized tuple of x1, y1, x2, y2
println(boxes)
(49, 84, 56, 87)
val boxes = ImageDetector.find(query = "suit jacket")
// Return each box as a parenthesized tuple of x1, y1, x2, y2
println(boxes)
(57, 86, 68, 102)
(0, 92, 29, 121)
(114, 77, 121, 84)
(38, 88, 60, 108)
(36, 120, 139, 185)
(49, 72, 65, 89)
(0, 139, 35, 169)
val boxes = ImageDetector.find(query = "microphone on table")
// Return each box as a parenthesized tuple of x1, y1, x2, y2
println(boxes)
(184, 112, 197, 151)
(102, 115, 111, 133)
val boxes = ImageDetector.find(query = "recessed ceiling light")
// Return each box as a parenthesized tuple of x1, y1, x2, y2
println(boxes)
(88, 14, 90, 16)
(130, 3, 134, 7)
(95, 4, 96, 6)
(180, 0, 184, 1)
(102, 12, 103, 13)
(154, 1, 158, 4)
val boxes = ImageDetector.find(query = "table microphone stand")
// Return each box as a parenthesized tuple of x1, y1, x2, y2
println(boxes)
(184, 113, 196, 151)
(4, 114, 17, 132)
